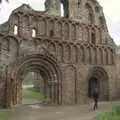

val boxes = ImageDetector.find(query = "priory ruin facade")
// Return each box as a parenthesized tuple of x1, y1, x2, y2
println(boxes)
(0, 0, 119, 107)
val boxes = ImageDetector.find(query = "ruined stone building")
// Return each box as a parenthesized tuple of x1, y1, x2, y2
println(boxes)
(0, 0, 118, 107)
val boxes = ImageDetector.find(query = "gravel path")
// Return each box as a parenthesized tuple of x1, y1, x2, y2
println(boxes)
(8, 101, 120, 120)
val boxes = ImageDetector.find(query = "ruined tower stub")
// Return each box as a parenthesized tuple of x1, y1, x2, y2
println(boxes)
(45, 0, 69, 17)
(45, 0, 107, 27)
(44, 0, 111, 44)
(45, 0, 61, 16)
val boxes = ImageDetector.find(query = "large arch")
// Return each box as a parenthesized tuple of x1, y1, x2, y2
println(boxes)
(6, 52, 62, 107)
(88, 67, 109, 101)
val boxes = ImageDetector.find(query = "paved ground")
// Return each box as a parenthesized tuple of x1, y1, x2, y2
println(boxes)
(22, 85, 34, 89)
(8, 101, 120, 120)
(22, 98, 40, 104)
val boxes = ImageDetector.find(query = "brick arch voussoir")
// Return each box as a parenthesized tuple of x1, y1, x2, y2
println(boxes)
(88, 66, 109, 81)
(11, 55, 61, 82)
(23, 65, 50, 77)
(13, 60, 53, 76)
(19, 63, 53, 83)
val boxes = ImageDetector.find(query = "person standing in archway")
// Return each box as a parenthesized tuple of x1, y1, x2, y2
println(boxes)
(93, 87, 99, 110)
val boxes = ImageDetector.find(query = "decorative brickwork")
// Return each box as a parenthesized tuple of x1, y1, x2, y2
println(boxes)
(0, 1, 117, 107)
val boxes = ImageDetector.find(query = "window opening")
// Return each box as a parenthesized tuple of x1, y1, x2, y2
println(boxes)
(14, 25, 18, 35)
(32, 29, 36, 38)
(60, 3, 64, 17)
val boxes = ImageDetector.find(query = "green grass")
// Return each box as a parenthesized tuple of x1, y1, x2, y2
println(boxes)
(0, 111, 10, 120)
(96, 106, 120, 120)
(96, 112, 120, 120)
(112, 106, 120, 115)
(23, 87, 44, 100)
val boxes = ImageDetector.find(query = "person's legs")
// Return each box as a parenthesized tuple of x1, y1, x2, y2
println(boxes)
(93, 98, 98, 110)
(95, 98, 98, 109)
(93, 99, 96, 110)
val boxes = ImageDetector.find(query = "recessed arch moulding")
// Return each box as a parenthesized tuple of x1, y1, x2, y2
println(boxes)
(87, 67, 109, 100)
(5, 51, 62, 107)
(0, 0, 118, 107)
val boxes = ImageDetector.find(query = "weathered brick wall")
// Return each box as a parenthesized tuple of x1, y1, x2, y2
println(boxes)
(115, 56, 120, 99)
(0, 1, 117, 106)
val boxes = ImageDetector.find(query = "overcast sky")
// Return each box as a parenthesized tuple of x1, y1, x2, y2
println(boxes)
(0, 0, 120, 45)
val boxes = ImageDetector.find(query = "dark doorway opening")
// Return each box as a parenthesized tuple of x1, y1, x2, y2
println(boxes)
(88, 67, 109, 101)
(88, 77, 100, 98)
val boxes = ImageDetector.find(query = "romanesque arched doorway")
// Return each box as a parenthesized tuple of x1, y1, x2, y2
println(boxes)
(6, 53, 62, 107)
(88, 77, 100, 98)
(88, 67, 109, 100)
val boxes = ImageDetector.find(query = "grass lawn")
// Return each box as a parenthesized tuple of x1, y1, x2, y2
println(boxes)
(96, 106, 120, 120)
(0, 111, 11, 120)
(23, 87, 44, 100)
(96, 112, 120, 120)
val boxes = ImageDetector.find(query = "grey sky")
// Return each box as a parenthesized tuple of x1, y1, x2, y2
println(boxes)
(0, 0, 120, 45)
